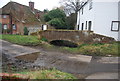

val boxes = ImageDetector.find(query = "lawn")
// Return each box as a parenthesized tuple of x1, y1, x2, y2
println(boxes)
(1, 34, 41, 46)
(18, 69, 76, 79)
(0, 34, 2, 39)
(61, 42, 119, 56)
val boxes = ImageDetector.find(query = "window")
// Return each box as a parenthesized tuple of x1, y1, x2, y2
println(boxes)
(85, 21, 87, 29)
(2, 15, 7, 18)
(3, 24, 7, 30)
(77, 25, 79, 30)
(81, 23, 84, 30)
(88, 21, 92, 31)
(42, 24, 47, 30)
(89, 0, 93, 10)
(82, 8, 84, 15)
(12, 24, 16, 30)
(111, 21, 120, 31)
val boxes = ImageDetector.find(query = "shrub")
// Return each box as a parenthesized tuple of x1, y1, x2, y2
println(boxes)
(41, 37, 48, 42)
(24, 27, 29, 35)
(48, 18, 66, 29)
(7, 29, 11, 34)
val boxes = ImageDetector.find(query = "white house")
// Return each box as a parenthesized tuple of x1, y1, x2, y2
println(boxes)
(77, 0, 120, 41)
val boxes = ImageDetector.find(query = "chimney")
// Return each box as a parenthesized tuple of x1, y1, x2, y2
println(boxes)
(29, 1, 34, 11)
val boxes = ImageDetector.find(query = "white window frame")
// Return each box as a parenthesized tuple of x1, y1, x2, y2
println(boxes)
(82, 8, 84, 15)
(12, 24, 16, 30)
(89, 0, 93, 10)
(3, 24, 7, 30)
(111, 21, 120, 32)
(3, 15, 7, 19)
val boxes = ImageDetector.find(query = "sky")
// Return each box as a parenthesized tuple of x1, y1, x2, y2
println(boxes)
(0, 0, 60, 11)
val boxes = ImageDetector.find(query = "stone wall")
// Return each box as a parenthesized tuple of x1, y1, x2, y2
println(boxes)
(28, 27, 42, 35)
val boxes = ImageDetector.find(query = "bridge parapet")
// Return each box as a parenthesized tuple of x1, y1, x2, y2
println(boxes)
(32, 30, 115, 45)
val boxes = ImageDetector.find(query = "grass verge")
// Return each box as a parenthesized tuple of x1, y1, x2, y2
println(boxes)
(60, 42, 119, 56)
(1, 34, 41, 46)
(18, 69, 76, 79)
(0, 34, 2, 39)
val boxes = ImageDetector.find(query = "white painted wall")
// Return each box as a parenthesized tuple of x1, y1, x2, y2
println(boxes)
(77, 0, 120, 41)
(77, 1, 95, 31)
(93, 1, 119, 40)
(118, 1, 120, 41)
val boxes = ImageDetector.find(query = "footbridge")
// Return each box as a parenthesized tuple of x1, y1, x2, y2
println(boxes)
(32, 30, 114, 45)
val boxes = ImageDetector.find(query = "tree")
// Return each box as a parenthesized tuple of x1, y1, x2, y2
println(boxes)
(48, 18, 66, 29)
(44, 8, 68, 29)
(24, 27, 29, 35)
(59, 0, 83, 15)
(43, 9, 49, 13)
(59, 0, 84, 28)
(44, 8, 66, 22)
(66, 13, 76, 29)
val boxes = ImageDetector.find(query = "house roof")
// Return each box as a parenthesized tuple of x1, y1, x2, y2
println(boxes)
(1, 1, 43, 26)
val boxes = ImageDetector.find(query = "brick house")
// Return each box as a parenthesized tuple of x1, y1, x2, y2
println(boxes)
(0, 1, 47, 35)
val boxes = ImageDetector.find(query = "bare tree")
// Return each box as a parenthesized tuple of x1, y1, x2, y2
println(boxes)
(59, 0, 85, 29)
(59, 0, 84, 16)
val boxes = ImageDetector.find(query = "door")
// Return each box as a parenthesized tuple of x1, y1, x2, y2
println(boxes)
(81, 23, 84, 30)
(88, 21, 92, 31)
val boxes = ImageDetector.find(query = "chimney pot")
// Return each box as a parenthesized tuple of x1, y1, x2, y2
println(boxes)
(29, 1, 34, 11)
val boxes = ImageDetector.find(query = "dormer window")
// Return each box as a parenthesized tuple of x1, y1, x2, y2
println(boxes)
(89, 0, 93, 10)
(3, 15, 7, 18)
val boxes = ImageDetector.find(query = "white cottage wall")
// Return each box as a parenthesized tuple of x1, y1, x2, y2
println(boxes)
(118, 1, 120, 41)
(77, 0, 119, 40)
(78, 1, 95, 31)
(94, 1, 119, 40)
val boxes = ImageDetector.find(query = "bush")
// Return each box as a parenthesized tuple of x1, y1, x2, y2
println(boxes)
(44, 8, 68, 29)
(7, 29, 11, 34)
(24, 27, 29, 35)
(48, 18, 67, 29)
(41, 37, 48, 42)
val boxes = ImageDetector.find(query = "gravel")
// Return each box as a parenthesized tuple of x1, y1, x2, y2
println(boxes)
(2, 53, 44, 73)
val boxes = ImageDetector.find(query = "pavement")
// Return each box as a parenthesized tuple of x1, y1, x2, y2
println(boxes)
(1, 40, 40, 62)
(86, 72, 118, 79)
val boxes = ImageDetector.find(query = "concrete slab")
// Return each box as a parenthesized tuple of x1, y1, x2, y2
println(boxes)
(86, 72, 118, 79)
(97, 57, 120, 64)
(1, 40, 40, 62)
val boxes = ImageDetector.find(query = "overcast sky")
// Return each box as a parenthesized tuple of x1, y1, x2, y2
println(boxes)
(0, 0, 60, 11)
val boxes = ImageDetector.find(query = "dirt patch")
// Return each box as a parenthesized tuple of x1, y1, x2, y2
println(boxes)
(2, 53, 43, 73)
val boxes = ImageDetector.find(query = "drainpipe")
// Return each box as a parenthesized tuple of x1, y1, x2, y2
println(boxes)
(78, 10, 80, 30)
(10, 14, 12, 34)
